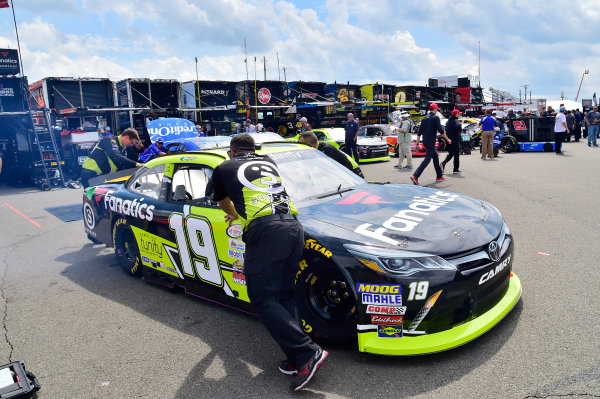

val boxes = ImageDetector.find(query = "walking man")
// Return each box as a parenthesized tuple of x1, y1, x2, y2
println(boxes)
(574, 109, 582, 142)
(479, 109, 496, 159)
(554, 106, 569, 155)
(441, 109, 462, 174)
(565, 110, 575, 142)
(344, 113, 360, 161)
(585, 106, 600, 147)
(394, 112, 413, 169)
(410, 103, 451, 185)
(211, 134, 327, 392)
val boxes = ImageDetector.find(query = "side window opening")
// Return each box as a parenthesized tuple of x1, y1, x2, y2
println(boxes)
(170, 166, 214, 203)
(127, 164, 165, 200)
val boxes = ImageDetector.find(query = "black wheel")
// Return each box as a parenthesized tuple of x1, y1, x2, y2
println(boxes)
(499, 136, 519, 153)
(295, 255, 357, 343)
(543, 142, 554, 152)
(493, 148, 499, 157)
(113, 218, 142, 276)
(394, 144, 399, 157)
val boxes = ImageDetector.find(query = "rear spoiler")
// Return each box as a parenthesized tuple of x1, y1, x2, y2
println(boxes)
(88, 168, 137, 187)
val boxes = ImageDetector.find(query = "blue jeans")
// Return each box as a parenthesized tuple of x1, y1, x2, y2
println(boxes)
(588, 124, 599, 146)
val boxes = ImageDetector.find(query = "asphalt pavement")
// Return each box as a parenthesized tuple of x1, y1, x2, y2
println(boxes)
(0, 139, 598, 398)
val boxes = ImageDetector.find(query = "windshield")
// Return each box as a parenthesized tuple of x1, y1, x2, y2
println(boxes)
(268, 148, 364, 202)
(328, 129, 346, 142)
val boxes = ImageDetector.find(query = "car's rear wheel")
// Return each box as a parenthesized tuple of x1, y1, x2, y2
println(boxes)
(438, 137, 448, 151)
(295, 255, 357, 343)
(113, 218, 142, 277)
(499, 136, 519, 153)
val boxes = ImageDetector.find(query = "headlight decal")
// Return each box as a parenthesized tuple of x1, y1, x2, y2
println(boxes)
(405, 290, 443, 333)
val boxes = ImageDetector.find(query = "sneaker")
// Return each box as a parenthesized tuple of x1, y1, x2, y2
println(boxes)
(278, 360, 298, 376)
(594, 145, 599, 147)
(435, 177, 446, 182)
(410, 175, 419, 185)
(404, 165, 413, 169)
(589, 143, 592, 147)
(440, 163, 446, 173)
(453, 170, 461, 174)
(289, 349, 328, 392)
(394, 165, 402, 169)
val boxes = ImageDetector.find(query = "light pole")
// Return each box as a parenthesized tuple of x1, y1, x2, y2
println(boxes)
(575, 69, 589, 102)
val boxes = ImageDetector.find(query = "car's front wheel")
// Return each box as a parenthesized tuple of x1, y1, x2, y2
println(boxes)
(499, 135, 519, 153)
(113, 218, 142, 277)
(295, 256, 357, 344)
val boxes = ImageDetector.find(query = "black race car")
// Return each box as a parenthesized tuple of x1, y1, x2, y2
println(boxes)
(82, 142, 521, 355)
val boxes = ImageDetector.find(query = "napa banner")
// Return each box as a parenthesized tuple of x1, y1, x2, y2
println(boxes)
(146, 118, 197, 143)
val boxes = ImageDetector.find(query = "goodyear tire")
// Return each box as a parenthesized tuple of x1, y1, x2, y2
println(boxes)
(499, 136, 519, 153)
(294, 255, 357, 344)
(113, 218, 142, 277)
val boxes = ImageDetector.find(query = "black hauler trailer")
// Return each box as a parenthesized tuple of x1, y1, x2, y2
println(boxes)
(236, 80, 294, 134)
(499, 116, 558, 152)
(180, 80, 238, 135)
(116, 79, 182, 143)
(28, 77, 118, 180)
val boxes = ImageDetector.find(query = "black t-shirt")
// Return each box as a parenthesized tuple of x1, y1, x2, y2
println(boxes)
(318, 142, 354, 171)
(418, 112, 444, 147)
(344, 120, 360, 139)
(212, 153, 298, 228)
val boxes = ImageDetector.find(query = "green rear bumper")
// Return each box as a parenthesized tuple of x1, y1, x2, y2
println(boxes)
(357, 273, 522, 355)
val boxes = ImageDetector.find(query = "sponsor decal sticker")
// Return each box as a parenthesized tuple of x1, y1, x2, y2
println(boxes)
(142, 256, 149, 263)
(479, 254, 511, 285)
(371, 315, 404, 324)
(180, 156, 196, 161)
(139, 233, 164, 257)
(366, 305, 407, 315)
(354, 191, 459, 245)
(83, 202, 95, 229)
(377, 325, 403, 338)
(226, 224, 243, 238)
(406, 290, 442, 333)
(228, 239, 246, 251)
(257, 87, 272, 104)
(228, 249, 244, 260)
(357, 283, 401, 294)
(104, 190, 155, 221)
(361, 293, 403, 305)
(304, 239, 332, 258)
(232, 271, 246, 285)
(232, 259, 244, 272)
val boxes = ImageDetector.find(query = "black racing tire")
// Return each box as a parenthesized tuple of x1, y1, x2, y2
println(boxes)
(338, 143, 346, 153)
(394, 143, 399, 157)
(294, 255, 357, 344)
(499, 136, 519, 153)
(112, 217, 142, 277)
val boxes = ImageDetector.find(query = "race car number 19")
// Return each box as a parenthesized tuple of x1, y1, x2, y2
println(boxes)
(169, 214, 223, 286)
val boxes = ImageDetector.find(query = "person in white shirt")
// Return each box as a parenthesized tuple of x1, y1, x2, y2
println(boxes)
(554, 106, 569, 155)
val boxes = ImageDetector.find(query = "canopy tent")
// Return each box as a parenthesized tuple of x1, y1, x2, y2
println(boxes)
(546, 100, 581, 111)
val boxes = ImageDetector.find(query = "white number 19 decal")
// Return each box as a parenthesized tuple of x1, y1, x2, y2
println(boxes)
(169, 213, 222, 286)
(408, 281, 429, 301)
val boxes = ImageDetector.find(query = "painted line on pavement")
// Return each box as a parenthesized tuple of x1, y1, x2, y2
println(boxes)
(1, 203, 42, 228)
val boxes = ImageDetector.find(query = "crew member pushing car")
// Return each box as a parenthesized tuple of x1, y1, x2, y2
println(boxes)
(298, 131, 363, 177)
(80, 128, 142, 188)
(211, 133, 328, 392)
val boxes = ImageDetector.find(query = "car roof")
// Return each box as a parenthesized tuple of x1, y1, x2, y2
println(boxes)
(144, 142, 312, 169)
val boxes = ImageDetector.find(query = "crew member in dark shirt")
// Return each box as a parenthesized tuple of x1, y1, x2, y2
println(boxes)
(211, 133, 327, 392)
(298, 132, 363, 177)
(410, 103, 451, 185)
(80, 128, 142, 188)
(344, 113, 360, 161)
(440, 109, 462, 174)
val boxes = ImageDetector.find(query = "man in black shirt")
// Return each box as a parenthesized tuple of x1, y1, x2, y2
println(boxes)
(344, 113, 360, 161)
(440, 109, 462, 174)
(80, 128, 142, 188)
(410, 104, 452, 185)
(298, 132, 364, 177)
(211, 134, 327, 392)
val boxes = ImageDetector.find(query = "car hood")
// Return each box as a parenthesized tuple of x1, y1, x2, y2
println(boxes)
(298, 183, 503, 255)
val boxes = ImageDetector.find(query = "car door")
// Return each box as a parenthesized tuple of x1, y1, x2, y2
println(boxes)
(150, 159, 250, 306)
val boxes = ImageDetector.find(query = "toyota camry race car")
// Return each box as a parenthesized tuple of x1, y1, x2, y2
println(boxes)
(291, 128, 390, 163)
(358, 124, 440, 157)
(82, 142, 521, 355)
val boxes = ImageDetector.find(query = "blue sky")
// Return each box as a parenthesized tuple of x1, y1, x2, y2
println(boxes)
(1, 0, 598, 102)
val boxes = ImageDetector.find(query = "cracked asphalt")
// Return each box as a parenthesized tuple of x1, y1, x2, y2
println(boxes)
(0, 139, 599, 398)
